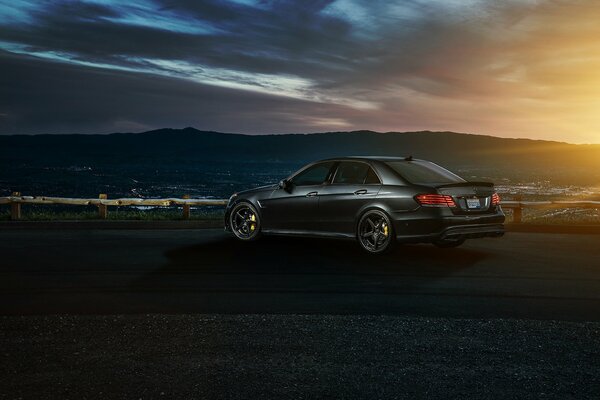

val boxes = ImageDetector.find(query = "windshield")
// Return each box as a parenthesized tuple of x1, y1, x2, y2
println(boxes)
(385, 160, 465, 184)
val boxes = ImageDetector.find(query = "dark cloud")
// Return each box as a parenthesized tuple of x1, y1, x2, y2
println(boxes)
(0, 0, 353, 79)
(0, 51, 362, 134)
(1, 0, 600, 142)
(3, 0, 530, 94)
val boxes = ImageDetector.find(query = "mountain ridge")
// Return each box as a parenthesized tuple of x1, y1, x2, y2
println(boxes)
(1, 128, 599, 184)
(2, 128, 600, 196)
(3, 127, 582, 146)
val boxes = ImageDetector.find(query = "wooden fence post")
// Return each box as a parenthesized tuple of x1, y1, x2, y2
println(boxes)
(98, 194, 108, 219)
(182, 195, 191, 220)
(513, 195, 522, 223)
(10, 192, 21, 220)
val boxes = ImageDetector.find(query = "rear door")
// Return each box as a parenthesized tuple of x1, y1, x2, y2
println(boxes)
(317, 161, 382, 235)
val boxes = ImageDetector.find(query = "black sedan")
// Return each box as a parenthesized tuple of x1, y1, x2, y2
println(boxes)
(225, 157, 505, 253)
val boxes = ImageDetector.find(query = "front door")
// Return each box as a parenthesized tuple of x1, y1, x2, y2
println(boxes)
(260, 161, 335, 232)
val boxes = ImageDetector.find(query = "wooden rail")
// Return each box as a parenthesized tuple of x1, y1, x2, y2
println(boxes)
(500, 200, 600, 223)
(1, 192, 228, 220)
(1, 193, 599, 222)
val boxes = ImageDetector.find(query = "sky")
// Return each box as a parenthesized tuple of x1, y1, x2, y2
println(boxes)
(1, 0, 600, 143)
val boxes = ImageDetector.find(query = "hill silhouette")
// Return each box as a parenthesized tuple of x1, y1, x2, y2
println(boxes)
(1, 128, 599, 186)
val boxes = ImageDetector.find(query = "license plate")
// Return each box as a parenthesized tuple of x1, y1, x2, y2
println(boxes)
(466, 198, 481, 209)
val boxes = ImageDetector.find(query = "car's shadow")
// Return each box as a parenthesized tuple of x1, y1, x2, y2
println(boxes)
(154, 235, 490, 276)
(128, 235, 492, 314)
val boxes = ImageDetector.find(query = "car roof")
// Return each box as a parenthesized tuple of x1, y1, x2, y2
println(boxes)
(318, 156, 423, 162)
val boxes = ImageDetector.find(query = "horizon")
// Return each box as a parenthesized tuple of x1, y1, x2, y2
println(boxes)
(2, 1, 600, 143)
(1, 126, 599, 146)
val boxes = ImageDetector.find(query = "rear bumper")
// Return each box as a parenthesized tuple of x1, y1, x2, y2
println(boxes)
(393, 208, 505, 243)
(438, 223, 504, 240)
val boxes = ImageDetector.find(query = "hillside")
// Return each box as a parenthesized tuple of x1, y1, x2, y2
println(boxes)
(1, 128, 599, 163)
(1, 128, 599, 197)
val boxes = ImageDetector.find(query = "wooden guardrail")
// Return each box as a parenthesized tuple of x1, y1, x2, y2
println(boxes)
(0, 192, 228, 220)
(501, 199, 600, 223)
(1, 192, 599, 222)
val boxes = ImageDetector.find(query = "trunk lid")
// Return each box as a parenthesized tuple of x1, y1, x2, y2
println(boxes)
(435, 182, 496, 214)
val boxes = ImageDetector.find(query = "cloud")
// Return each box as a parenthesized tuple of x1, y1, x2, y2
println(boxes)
(0, 50, 364, 134)
(1, 0, 600, 142)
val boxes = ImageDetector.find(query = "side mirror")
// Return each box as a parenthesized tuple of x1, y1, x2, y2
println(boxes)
(279, 179, 292, 193)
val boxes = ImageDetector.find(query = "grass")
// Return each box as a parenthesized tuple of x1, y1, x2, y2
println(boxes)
(0, 206, 225, 221)
(1, 205, 598, 225)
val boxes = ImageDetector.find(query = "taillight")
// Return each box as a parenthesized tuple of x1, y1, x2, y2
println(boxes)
(415, 194, 456, 207)
(491, 192, 501, 206)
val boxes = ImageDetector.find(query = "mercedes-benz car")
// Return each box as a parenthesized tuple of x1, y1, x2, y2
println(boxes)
(225, 157, 505, 253)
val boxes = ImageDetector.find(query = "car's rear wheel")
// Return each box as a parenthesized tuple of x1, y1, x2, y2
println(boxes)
(433, 237, 465, 248)
(230, 202, 261, 241)
(357, 210, 394, 254)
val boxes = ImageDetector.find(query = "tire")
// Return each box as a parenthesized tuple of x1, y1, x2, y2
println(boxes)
(229, 202, 261, 241)
(433, 237, 465, 248)
(357, 209, 395, 254)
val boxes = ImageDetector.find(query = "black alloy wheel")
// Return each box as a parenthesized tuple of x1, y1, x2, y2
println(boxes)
(358, 210, 394, 254)
(230, 202, 261, 241)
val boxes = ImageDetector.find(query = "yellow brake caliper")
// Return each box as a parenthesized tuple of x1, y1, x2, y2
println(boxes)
(382, 222, 388, 237)
(249, 213, 256, 231)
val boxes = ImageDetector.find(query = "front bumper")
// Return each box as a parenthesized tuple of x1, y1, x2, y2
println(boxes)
(224, 204, 233, 231)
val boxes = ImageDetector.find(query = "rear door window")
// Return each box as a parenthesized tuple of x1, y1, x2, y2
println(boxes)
(333, 162, 380, 185)
(364, 167, 381, 184)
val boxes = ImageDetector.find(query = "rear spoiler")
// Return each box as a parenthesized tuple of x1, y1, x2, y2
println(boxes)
(435, 181, 494, 188)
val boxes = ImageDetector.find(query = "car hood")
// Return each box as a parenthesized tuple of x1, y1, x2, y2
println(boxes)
(236, 183, 278, 196)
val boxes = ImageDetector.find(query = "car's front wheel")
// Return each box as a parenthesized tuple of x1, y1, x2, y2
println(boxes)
(229, 202, 261, 241)
(357, 210, 394, 254)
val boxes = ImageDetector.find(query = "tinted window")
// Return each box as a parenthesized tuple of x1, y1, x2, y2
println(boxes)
(364, 167, 381, 184)
(333, 162, 380, 185)
(385, 160, 465, 184)
(291, 162, 334, 186)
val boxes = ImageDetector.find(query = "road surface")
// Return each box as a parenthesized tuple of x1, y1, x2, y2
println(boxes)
(2, 227, 600, 398)
(1, 228, 599, 320)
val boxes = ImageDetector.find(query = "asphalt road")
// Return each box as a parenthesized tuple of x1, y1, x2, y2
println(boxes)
(3, 314, 599, 399)
(1, 228, 599, 320)
(2, 227, 600, 398)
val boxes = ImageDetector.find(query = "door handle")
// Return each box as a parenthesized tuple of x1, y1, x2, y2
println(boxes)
(354, 189, 368, 195)
(306, 191, 318, 197)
